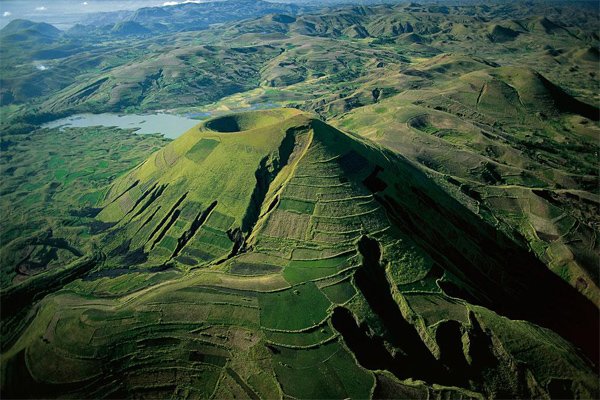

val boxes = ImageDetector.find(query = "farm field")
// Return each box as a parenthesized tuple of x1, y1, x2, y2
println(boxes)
(0, 0, 598, 398)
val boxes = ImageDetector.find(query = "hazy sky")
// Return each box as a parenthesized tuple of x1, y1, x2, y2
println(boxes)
(0, 0, 219, 29)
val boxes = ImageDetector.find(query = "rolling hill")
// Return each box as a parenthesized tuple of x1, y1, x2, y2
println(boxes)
(2, 109, 597, 398)
(0, 1, 599, 398)
(0, 19, 61, 42)
(81, 0, 307, 33)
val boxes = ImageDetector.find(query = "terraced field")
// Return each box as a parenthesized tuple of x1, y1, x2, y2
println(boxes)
(2, 109, 598, 398)
(1, 1, 599, 398)
(333, 62, 600, 305)
(0, 125, 169, 288)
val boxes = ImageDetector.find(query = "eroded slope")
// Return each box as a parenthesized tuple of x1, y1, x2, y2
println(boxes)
(2, 109, 597, 399)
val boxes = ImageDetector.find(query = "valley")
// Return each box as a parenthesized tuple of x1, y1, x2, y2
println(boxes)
(0, 0, 598, 399)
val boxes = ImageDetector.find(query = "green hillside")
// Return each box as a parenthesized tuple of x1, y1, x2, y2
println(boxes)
(1, 1, 599, 398)
(0, 19, 61, 41)
(334, 62, 600, 305)
(2, 109, 597, 399)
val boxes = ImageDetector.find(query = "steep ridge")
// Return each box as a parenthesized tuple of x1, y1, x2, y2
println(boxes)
(334, 61, 600, 306)
(98, 108, 309, 268)
(2, 109, 597, 399)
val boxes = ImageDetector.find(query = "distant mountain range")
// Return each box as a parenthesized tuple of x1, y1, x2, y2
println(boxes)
(79, 0, 310, 33)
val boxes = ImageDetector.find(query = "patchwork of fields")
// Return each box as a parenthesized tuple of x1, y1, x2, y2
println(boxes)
(1, 0, 599, 398)
(2, 109, 598, 398)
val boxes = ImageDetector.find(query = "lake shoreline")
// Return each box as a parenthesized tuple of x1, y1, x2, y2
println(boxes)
(41, 112, 202, 139)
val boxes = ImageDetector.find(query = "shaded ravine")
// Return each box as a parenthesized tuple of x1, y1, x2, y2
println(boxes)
(130, 183, 168, 221)
(241, 127, 297, 236)
(332, 236, 515, 394)
(362, 161, 599, 365)
(146, 192, 188, 249)
(378, 188, 599, 364)
(171, 201, 217, 259)
(332, 236, 453, 385)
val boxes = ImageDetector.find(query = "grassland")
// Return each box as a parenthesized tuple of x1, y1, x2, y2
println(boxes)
(1, 1, 599, 398)
(2, 108, 598, 399)
(0, 125, 169, 288)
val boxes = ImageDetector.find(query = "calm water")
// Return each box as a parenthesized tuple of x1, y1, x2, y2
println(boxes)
(42, 113, 202, 139)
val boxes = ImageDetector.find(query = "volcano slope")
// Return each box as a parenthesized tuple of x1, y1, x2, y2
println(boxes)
(334, 62, 600, 305)
(2, 109, 598, 399)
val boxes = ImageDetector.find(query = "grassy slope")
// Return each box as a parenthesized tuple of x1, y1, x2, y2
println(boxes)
(333, 60, 600, 305)
(0, 126, 169, 287)
(2, 109, 597, 399)
(1, 2, 599, 398)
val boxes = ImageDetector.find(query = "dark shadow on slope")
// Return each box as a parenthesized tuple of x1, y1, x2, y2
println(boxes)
(146, 192, 187, 248)
(332, 236, 453, 385)
(123, 182, 159, 219)
(367, 153, 599, 366)
(130, 183, 168, 220)
(105, 179, 139, 206)
(171, 201, 217, 258)
(363, 165, 387, 192)
(241, 127, 297, 235)
(435, 320, 470, 385)
(2, 350, 99, 398)
(331, 307, 400, 375)
(540, 73, 599, 121)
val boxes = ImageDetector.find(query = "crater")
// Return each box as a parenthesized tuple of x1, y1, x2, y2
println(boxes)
(407, 114, 435, 132)
(204, 112, 282, 133)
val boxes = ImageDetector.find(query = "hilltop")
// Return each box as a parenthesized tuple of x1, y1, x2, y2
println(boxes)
(2, 109, 597, 398)
(0, 1, 599, 398)
(81, 0, 307, 33)
(1, 1, 597, 115)
(0, 19, 61, 39)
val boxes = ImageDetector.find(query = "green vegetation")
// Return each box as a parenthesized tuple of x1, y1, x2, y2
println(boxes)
(272, 341, 374, 399)
(1, 1, 599, 398)
(0, 125, 168, 287)
(2, 107, 597, 398)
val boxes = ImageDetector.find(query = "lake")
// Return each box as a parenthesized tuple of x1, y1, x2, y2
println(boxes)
(42, 113, 202, 139)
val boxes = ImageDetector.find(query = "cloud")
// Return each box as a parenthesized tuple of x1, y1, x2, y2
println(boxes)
(82, 1, 88, 5)
(162, 0, 203, 6)
(2, 11, 11, 17)
(35, 6, 47, 11)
